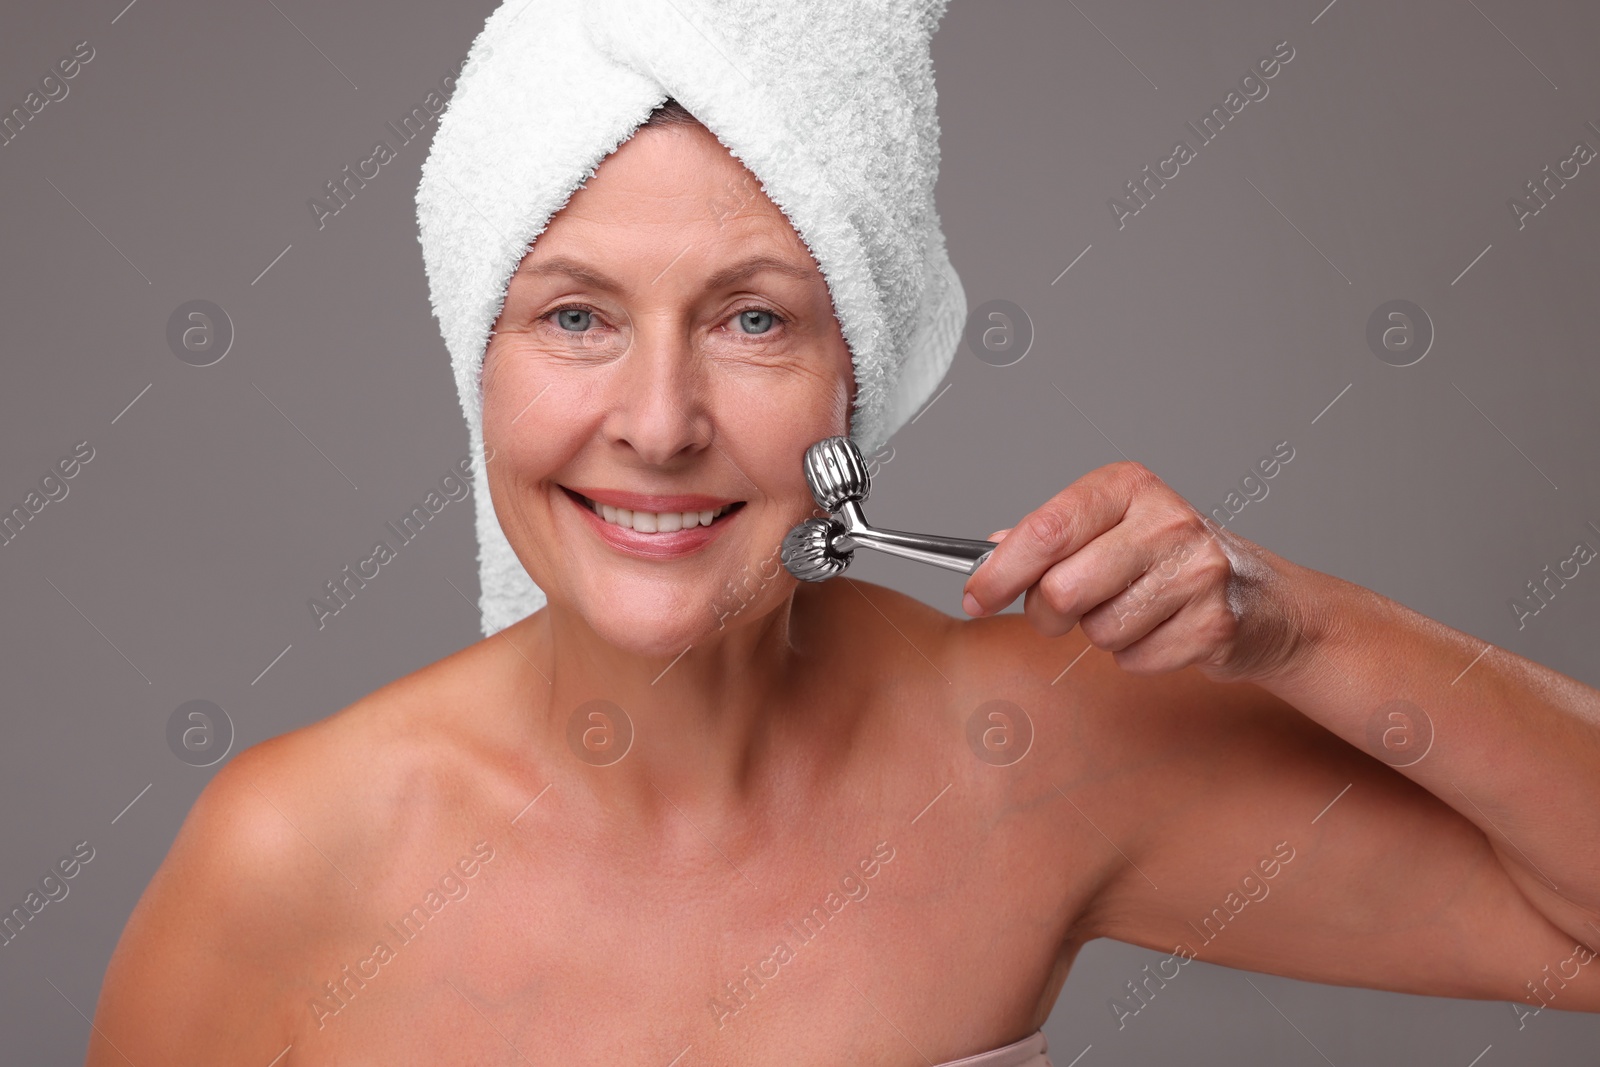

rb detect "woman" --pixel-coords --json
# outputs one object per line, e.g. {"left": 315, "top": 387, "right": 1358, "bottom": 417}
{"left": 89, "top": 24, "right": 1600, "bottom": 1067}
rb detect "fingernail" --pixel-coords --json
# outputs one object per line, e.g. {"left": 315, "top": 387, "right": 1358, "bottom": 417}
{"left": 963, "top": 592, "right": 983, "bottom": 616}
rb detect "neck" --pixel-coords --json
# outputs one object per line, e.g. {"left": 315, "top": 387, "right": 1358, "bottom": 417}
{"left": 522, "top": 589, "right": 820, "bottom": 816}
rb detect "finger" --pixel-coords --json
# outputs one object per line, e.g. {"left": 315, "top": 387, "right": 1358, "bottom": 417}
{"left": 964, "top": 462, "right": 1150, "bottom": 616}
{"left": 1085, "top": 523, "right": 1238, "bottom": 659}
{"left": 1076, "top": 566, "right": 1192, "bottom": 652}
{"left": 1019, "top": 523, "right": 1168, "bottom": 638}
{"left": 964, "top": 530, "right": 1013, "bottom": 617}
{"left": 1078, "top": 526, "right": 1229, "bottom": 652}
{"left": 1107, "top": 593, "right": 1239, "bottom": 675}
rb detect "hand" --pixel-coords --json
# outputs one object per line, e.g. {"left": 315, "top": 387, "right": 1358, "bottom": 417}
{"left": 961, "top": 461, "right": 1315, "bottom": 682}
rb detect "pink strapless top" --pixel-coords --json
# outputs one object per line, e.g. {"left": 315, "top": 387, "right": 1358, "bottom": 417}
{"left": 933, "top": 1030, "right": 1051, "bottom": 1067}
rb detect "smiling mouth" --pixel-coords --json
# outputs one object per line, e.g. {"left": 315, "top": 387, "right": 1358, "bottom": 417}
{"left": 561, "top": 486, "right": 746, "bottom": 534}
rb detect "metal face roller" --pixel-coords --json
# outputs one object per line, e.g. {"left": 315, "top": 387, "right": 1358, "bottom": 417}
{"left": 781, "top": 436, "right": 1000, "bottom": 582}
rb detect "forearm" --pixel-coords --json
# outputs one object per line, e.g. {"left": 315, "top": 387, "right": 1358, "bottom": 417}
{"left": 1256, "top": 552, "right": 1600, "bottom": 930}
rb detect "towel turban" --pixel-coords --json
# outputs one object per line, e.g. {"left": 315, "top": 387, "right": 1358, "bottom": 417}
{"left": 415, "top": 0, "right": 966, "bottom": 636}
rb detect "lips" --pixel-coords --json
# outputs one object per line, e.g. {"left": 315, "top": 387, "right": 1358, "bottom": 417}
{"left": 567, "top": 487, "right": 742, "bottom": 527}
{"left": 559, "top": 485, "right": 745, "bottom": 559}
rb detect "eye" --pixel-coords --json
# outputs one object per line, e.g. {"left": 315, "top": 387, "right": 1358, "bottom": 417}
{"left": 550, "top": 305, "right": 595, "bottom": 332}
{"left": 735, "top": 308, "right": 779, "bottom": 335}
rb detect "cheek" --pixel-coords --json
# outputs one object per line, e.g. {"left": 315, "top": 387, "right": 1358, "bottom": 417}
{"left": 479, "top": 352, "right": 579, "bottom": 546}
{"left": 732, "top": 333, "right": 854, "bottom": 433}
{"left": 725, "top": 371, "right": 848, "bottom": 431}
{"left": 480, "top": 339, "right": 540, "bottom": 432}
{"left": 717, "top": 365, "right": 851, "bottom": 495}
{"left": 480, "top": 342, "right": 596, "bottom": 461}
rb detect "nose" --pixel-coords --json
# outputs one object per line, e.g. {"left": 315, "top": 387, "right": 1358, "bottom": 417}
{"left": 604, "top": 317, "right": 714, "bottom": 466}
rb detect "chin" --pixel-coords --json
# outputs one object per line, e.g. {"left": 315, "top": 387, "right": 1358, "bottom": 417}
{"left": 574, "top": 577, "right": 738, "bottom": 658}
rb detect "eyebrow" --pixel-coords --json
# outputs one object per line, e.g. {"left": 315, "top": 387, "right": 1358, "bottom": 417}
{"left": 512, "top": 253, "right": 817, "bottom": 293}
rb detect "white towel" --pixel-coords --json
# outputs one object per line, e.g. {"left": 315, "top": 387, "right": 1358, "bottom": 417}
{"left": 415, "top": 0, "right": 966, "bottom": 636}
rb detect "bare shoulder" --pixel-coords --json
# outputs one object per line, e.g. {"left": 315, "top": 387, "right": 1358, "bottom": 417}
{"left": 178, "top": 633, "right": 509, "bottom": 890}
{"left": 935, "top": 609, "right": 1287, "bottom": 857}
{"left": 942, "top": 608, "right": 1255, "bottom": 767}
{"left": 814, "top": 577, "right": 1135, "bottom": 725}
{"left": 818, "top": 582, "right": 1112, "bottom": 780}
{"left": 809, "top": 575, "right": 962, "bottom": 648}
{"left": 88, "top": 636, "right": 512, "bottom": 1063}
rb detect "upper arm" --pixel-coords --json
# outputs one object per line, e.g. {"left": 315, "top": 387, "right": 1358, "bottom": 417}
{"left": 1060, "top": 650, "right": 1600, "bottom": 1015}
{"left": 87, "top": 737, "right": 345, "bottom": 1065}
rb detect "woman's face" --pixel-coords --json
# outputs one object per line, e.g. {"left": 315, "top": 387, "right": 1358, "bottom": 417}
{"left": 482, "top": 121, "right": 854, "bottom": 656}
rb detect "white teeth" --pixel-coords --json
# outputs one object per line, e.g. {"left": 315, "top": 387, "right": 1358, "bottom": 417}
{"left": 585, "top": 495, "right": 735, "bottom": 533}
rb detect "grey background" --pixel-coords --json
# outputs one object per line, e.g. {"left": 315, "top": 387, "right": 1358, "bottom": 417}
{"left": 2, "top": 0, "right": 1597, "bottom": 1062}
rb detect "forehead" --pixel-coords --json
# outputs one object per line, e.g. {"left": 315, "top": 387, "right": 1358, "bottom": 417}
{"left": 532, "top": 124, "right": 812, "bottom": 258}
